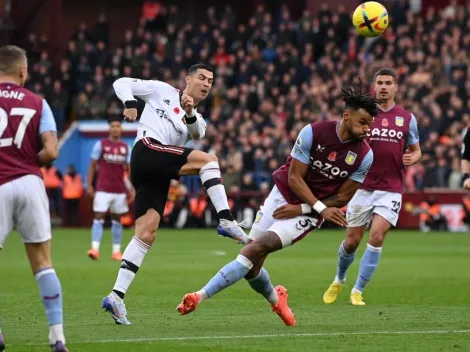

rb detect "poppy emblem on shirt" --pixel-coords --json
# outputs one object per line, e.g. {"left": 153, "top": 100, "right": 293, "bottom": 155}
{"left": 174, "top": 107, "right": 181, "bottom": 114}
{"left": 382, "top": 119, "right": 389, "bottom": 127}
{"left": 328, "top": 151, "right": 337, "bottom": 162}
{"left": 395, "top": 116, "right": 404, "bottom": 127}
{"left": 345, "top": 151, "right": 357, "bottom": 165}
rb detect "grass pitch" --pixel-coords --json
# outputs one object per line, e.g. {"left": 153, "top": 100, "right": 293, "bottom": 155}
{"left": 0, "top": 228, "right": 469, "bottom": 351}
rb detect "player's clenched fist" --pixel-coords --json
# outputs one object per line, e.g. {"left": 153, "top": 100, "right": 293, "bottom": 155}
{"left": 123, "top": 108, "right": 138, "bottom": 122}
{"left": 181, "top": 94, "right": 194, "bottom": 115}
{"left": 320, "top": 207, "right": 348, "bottom": 227}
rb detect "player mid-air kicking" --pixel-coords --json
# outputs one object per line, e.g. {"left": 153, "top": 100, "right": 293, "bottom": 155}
{"left": 101, "top": 64, "right": 249, "bottom": 325}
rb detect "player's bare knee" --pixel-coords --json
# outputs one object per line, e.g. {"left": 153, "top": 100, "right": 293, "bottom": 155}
{"left": 241, "top": 232, "right": 281, "bottom": 258}
{"left": 344, "top": 227, "right": 364, "bottom": 252}
{"left": 369, "top": 231, "right": 386, "bottom": 247}
{"left": 135, "top": 209, "right": 160, "bottom": 244}
{"left": 94, "top": 212, "right": 106, "bottom": 220}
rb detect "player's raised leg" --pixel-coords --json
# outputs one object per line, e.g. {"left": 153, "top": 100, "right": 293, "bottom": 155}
{"left": 179, "top": 150, "right": 248, "bottom": 244}
{"left": 351, "top": 214, "right": 390, "bottom": 305}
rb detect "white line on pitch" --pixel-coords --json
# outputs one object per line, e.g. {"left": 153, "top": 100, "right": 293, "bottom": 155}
{"left": 18, "top": 329, "right": 470, "bottom": 346}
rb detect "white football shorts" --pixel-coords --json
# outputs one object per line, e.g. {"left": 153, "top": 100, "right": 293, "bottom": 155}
{"left": 0, "top": 174, "right": 52, "bottom": 248}
{"left": 249, "top": 185, "right": 319, "bottom": 248}
{"left": 93, "top": 191, "right": 129, "bottom": 214}
{"left": 346, "top": 189, "right": 402, "bottom": 227}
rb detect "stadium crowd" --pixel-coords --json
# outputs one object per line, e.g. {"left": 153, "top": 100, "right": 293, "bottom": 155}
{"left": 21, "top": 1, "right": 470, "bottom": 225}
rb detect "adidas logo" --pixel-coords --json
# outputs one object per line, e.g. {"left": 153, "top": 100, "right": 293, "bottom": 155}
{"left": 163, "top": 99, "right": 170, "bottom": 105}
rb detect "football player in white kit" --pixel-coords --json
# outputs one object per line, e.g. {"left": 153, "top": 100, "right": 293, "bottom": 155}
{"left": 101, "top": 64, "right": 248, "bottom": 325}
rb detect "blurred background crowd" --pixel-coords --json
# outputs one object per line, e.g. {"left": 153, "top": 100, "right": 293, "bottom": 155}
{"left": 9, "top": 0, "right": 470, "bottom": 228}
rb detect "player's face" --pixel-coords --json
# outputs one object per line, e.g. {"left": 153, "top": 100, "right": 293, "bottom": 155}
{"left": 345, "top": 109, "right": 373, "bottom": 141}
{"left": 374, "top": 75, "right": 398, "bottom": 102}
{"left": 109, "top": 121, "right": 122, "bottom": 139}
{"left": 187, "top": 69, "right": 214, "bottom": 101}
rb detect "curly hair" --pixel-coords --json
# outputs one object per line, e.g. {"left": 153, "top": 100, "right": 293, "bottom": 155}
{"left": 341, "top": 81, "right": 380, "bottom": 117}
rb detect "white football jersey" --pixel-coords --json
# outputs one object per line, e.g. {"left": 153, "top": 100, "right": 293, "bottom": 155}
{"left": 113, "top": 78, "right": 206, "bottom": 146}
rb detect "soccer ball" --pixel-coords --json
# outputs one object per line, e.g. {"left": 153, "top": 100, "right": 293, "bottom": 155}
{"left": 352, "top": 1, "right": 389, "bottom": 38}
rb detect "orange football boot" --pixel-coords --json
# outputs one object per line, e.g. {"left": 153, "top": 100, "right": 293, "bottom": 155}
{"left": 176, "top": 293, "right": 200, "bottom": 315}
{"left": 271, "top": 285, "right": 296, "bottom": 326}
{"left": 111, "top": 252, "right": 123, "bottom": 261}
{"left": 87, "top": 249, "right": 99, "bottom": 260}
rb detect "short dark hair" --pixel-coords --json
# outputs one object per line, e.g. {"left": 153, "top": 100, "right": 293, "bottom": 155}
{"left": 374, "top": 68, "right": 398, "bottom": 82}
{"left": 187, "top": 63, "right": 214, "bottom": 75}
{"left": 0, "top": 45, "right": 27, "bottom": 75}
{"left": 108, "top": 116, "right": 122, "bottom": 124}
{"left": 341, "top": 82, "right": 380, "bottom": 118}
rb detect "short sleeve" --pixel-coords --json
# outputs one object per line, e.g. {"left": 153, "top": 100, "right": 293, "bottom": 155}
{"left": 349, "top": 149, "right": 374, "bottom": 183}
{"left": 290, "top": 125, "right": 314, "bottom": 165}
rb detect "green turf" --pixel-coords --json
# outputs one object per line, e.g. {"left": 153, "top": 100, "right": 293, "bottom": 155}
{"left": 1, "top": 228, "right": 469, "bottom": 351}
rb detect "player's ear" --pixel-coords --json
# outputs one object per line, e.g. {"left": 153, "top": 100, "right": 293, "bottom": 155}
{"left": 185, "top": 75, "right": 191, "bottom": 86}
{"left": 342, "top": 109, "right": 349, "bottom": 121}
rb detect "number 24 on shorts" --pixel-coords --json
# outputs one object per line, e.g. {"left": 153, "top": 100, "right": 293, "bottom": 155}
{"left": 391, "top": 201, "right": 401, "bottom": 214}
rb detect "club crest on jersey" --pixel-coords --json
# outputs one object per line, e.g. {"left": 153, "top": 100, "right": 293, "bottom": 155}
{"left": 345, "top": 151, "right": 357, "bottom": 165}
{"left": 120, "top": 146, "right": 126, "bottom": 154}
{"left": 327, "top": 151, "right": 337, "bottom": 162}
{"left": 382, "top": 119, "right": 388, "bottom": 127}
{"left": 395, "top": 116, "right": 404, "bottom": 127}
{"left": 104, "top": 146, "right": 110, "bottom": 152}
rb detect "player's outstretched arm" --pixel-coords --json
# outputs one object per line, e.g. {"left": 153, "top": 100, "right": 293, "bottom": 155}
{"left": 37, "top": 100, "right": 58, "bottom": 166}
{"left": 113, "top": 77, "right": 163, "bottom": 103}
{"left": 113, "top": 77, "right": 166, "bottom": 122}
